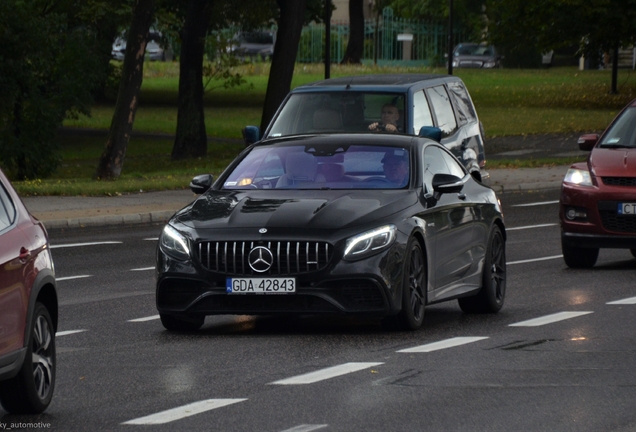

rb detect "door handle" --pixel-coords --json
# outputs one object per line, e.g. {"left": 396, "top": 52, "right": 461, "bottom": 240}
{"left": 19, "top": 247, "right": 31, "bottom": 261}
{"left": 457, "top": 193, "right": 467, "bottom": 200}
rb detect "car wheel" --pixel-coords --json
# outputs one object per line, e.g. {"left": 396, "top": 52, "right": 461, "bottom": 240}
{"left": 562, "top": 240, "right": 599, "bottom": 268}
{"left": 458, "top": 225, "right": 506, "bottom": 313}
{"left": 0, "top": 302, "right": 55, "bottom": 414}
{"left": 160, "top": 313, "right": 205, "bottom": 331}
{"left": 392, "top": 239, "right": 426, "bottom": 330}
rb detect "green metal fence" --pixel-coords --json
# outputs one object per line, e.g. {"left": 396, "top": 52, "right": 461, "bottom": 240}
{"left": 297, "top": 7, "right": 468, "bottom": 66}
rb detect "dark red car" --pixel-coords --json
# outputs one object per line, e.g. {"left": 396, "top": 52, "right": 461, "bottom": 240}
{"left": 560, "top": 98, "right": 636, "bottom": 268}
{"left": 0, "top": 168, "right": 57, "bottom": 413}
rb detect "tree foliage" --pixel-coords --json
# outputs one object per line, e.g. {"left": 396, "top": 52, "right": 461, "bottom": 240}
{"left": 0, "top": 0, "right": 113, "bottom": 179}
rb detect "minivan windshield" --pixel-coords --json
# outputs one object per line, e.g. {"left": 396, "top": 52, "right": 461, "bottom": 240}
{"left": 600, "top": 107, "right": 636, "bottom": 148}
{"left": 223, "top": 144, "right": 410, "bottom": 190}
{"left": 266, "top": 92, "right": 406, "bottom": 138}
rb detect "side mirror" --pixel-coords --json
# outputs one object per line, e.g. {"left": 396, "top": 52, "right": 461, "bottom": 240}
{"left": 190, "top": 174, "right": 214, "bottom": 194}
{"left": 577, "top": 133, "right": 599, "bottom": 151}
{"left": 242, "top": 126, "right": 260, "bottom": 146}
{"left": 419, "top": 126, "right": 442, "bottom": 143}
{"left": 432, "top": 173, "right": 464, "bottom": 199}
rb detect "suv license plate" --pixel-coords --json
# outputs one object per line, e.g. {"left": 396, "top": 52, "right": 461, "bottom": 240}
{"left": 226, "top": 277, "right": 296, "bottom": 294}
{"left": 618, "top": 203, "right": 636, "bottom": 215}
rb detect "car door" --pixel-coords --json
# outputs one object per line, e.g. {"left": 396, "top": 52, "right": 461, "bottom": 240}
{"left": 0, "top": 181, "right": 28, "bottom": 357}
{"left": 421, "top": 145, "right": 476, "bottom": 300}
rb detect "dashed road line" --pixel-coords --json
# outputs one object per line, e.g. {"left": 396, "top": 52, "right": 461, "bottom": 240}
{"left": 397, "top": 336, "right": 489, "bottom": 353}
{"left": 270, "top": 362, "right": 384, "bottom": 385}
{"left": 51, "top": 241, "right": 123, "bottom": 249}
{"left": 128, "top": 315, "right": 160, "bottom": 322}
{"left": 130, "top": 267, "right": 154, "bottom": 272}
{"left": 511, "top": 200, "right": 559, "bottom": 207}
{"left": 281, "top": 425, "right": 328, "bottom": 432}
{"left": 607, "top": 296, "right": 636, "bottom": 305}
{"left": 122, "top": 399, "right": 247, "bottom": 425}
{"left": 56, "top": 329, "right": 87, "bottom": 337}
{"left": 507, "top": 255, "right": 562, "bottom": 265}
{"left": 509, "top": 311, "right": 593, "bottom": 327}
{"left": 56, "top": 275, "right": 92, "bottom": 282}
{"left": 507, "top": 223, "right": 558, "bottom": 231}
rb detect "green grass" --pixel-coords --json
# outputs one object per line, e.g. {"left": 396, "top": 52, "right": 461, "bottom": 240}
{"left": 12, "top": 62, "right": 636, "bottom": 196}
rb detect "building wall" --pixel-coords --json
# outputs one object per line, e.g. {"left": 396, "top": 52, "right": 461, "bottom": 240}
{"left": 331, "top": 0, "right": 377, "bottom": 22}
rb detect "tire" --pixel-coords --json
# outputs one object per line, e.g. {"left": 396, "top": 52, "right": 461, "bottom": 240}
{"left": 160, "top": 313, "right": 205, "bottom": 331}
{"left": 0, "top": 302, "right": 55, "bottom": 414}
{"left": 391, "top": 239, "right": 426, "bottom": 330}
{"left": 458, "top": 225, "right": 506, "bottom": 314}
{"left": 562, "top": 239, "right": 598, "bottom": 268}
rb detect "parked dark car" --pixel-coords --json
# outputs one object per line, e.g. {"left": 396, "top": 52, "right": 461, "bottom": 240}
{"left": 229, "top": 31, "right": 275, "bottom": 61}
{"left": 451, "top": 43, "right": 502, "bottom": 69}
{"left": 156, "top": 134, "right": 506, "bottom": 332}
{"left": 111, "top": 31, "right": 172, "bottom": 62}
{"left": 243, "top": 74, "right": 488, "bottom": 181}
{"left": 0, "top": 168, "right": 57, "bottom": 414}
{"left": 560, "top": 98, "right": 636, "bottom": 268}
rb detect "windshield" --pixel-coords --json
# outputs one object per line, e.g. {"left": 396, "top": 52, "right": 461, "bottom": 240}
{"left": 266, "top": 92, "right": 406, "bottom": 138}
{"left": 600, "top": 107, "right": 636, "bottom": 148}
{"left": 223, "top": 144, "right": 410, "bottom": 190}
{"left": 454, "top": 44, "right": 495, "bottom": 56}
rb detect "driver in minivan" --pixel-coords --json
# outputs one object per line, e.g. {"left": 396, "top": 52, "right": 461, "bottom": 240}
{"left": 369, "top": 103, "right": 401, "bottom": 133}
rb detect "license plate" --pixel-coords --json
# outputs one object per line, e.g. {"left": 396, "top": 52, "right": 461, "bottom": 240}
{"left": 618, "top": 203, "right": 636, "bottom": 215}
{"left": 226, "top": 277, "right": 296, "bottom": 294}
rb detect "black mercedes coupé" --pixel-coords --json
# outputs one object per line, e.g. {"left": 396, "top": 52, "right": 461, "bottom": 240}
{"left": 156, "top": 134, "right": 506, "bottom": 331}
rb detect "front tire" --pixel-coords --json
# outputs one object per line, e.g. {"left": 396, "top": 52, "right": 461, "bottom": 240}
{"left": 393, "top": 239, "right": 426, "bottom": 330}
{"left": 160, "top": 314, "right": 205, "bottom": 331}
{"left": 0, "top": 302, "right": 56, "bottom": 414}
{"left": 562, "top": 239, "right": 598, "bottom": 268}
{"left": 459, "top": 225, "right": 506, "bottom": 313}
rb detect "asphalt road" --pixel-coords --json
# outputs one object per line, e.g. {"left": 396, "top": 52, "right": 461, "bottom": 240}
{"left": 3, "top": 189, "right": 636, "bottom": 431}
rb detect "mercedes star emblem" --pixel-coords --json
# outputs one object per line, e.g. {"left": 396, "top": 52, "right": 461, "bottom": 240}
{"left": 248, "top": 246, "right": 274, "bottom": 273}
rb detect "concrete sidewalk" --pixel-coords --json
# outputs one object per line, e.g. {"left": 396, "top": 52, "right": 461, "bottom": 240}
{"left": 21, "top": 133, "right": 586, "bottom": 230}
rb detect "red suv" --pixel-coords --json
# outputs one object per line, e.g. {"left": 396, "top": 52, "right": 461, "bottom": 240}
{"left": 0, "top": 168, "right": 57, "bottom": 413}
{"left": 560, "top": 98, "right": 636, "bottom": 268}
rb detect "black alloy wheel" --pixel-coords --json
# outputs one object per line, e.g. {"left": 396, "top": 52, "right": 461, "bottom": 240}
{"left": 459, "top": 225, "right": 506, "bottom": 313}
{"left": 0, "top": 302, "right": 56, "bottom": 414}
{"left": 562, "top": 240, "right": 599, "bottom": 269}
{"left": 395, "top": 239, "right": 426, "bottom": 330}
{"left": 160, "top": 313, "right": 205, "bottom": 331}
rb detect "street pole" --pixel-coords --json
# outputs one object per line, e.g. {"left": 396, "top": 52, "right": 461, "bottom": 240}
{"left": 447, "top": 0, "right": 453, "bottom": 75}
{"left": 325, "top": 0, "right": 331, "bottom": 79}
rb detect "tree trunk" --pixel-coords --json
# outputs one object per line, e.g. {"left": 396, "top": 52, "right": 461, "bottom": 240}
{"left": 95, "top": 0, "right": 155, "bottom": 180}
{"left": 341, "top": 0, "right": 364, "bottom": 64}
{"left": 171, "top": 0, "right": 213, "bottom": 160}
{"left": 260, "top": 0, "right": 308, "bottom": 132}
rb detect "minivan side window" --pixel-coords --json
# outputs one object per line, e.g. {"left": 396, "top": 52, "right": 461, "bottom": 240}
{"left": 0, "top": 183, "right": 16, "bottom": 232}
{"left": 412, "top": 90, "right": 434, "bottom": 135}
{"left": 425, "top": 85, "right": 458, "bottom": 137}
{"left": 447, "top": 81, "right": 476, "bottom": 126}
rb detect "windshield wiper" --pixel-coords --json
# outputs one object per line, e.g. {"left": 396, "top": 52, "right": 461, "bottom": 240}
{"left": 600, "top": 144, "right": 635, "bottom": 149}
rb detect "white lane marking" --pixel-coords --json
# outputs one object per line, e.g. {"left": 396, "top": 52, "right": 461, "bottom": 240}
{"left": 281, "top": 425, "right": 328, "bottom": 432}
{"left": 122, "top": 399, "right": 247, "bottom": 425}
{"left": 144, "top": 237, "right": 159, "bottom": 241}
{"left": 607, "top": 296, "right": 636, "bottom": 305}
{"left": 509, "top": 311, "right": 593, "bottom": 327}
{"left": 50, "top": 241, "right": 123, "bottom": 249}
{"left": 128, "top": 315, "right": 160, "bottom": 322}
{"left": 270, "top": 362, "right": 384, "bottom": 385}
{"left": 397, "top": 336, "right": 489, "bottom": 353}
{"left": 56, "top": 275, "right": 92, "bottom": 281}
{"left": 56, "top": 329, "right": 87, "bottom": 337}
{"left": 507, "top": 223, "right": 558, "bottom": 231}
{"left": 507, "top": 255, "right": 562, "bottom": 265}
{"left": 130, "top": 267, "right": 154, "bottom": 272}
{"left": 511, "top": 200, "right": 559, "bottom": 207}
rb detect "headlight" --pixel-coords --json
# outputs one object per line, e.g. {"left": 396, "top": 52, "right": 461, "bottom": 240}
{"left": 452, "top": 60, "right": 458, "bottom": 67}
{"left": 564, "top": 168, "right": 593, "bottom": 187}
{"left": 344, "top": 225, "right": 397, "bottom": 261}
{"left": 484, "top": 61, "right": 496, "bottom": 68}
{"left": 160, "top": 225, "right": 191, "bottom": 260}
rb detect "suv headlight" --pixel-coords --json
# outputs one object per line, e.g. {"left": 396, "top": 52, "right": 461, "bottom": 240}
{"left": 564, "top": 168, "right": 593, "bottom": 187}
{"left": 160, "top": 225, "right": 191, "bottom": 260}
{"left": 344, "top": 225, "right": 397, "bottom": 261}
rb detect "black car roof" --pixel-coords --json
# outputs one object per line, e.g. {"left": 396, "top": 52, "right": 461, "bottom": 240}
{"left": 291, "top": 74, "right": 458, "bottom": 93}
{"left": 255, "top": 133, "right": 423, "bottom": 148}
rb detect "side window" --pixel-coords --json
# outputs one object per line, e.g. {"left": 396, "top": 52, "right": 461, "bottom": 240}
{"left": 412, "top": 90, "right": 434, "bottom": 135}
{"left": 0, "top": 183, "right": 16, "bottom": 232}
{"left": 447, "top": 81, "right": 477, "bottom": 126}
{"left": 422, "top": 146, "right": 448, "bottom": 193}
{"left": 425, "top": 85, "right": 458, "bottom": 137}
{"left": 439, "top": 148, "right": 467, "bottom": 179}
